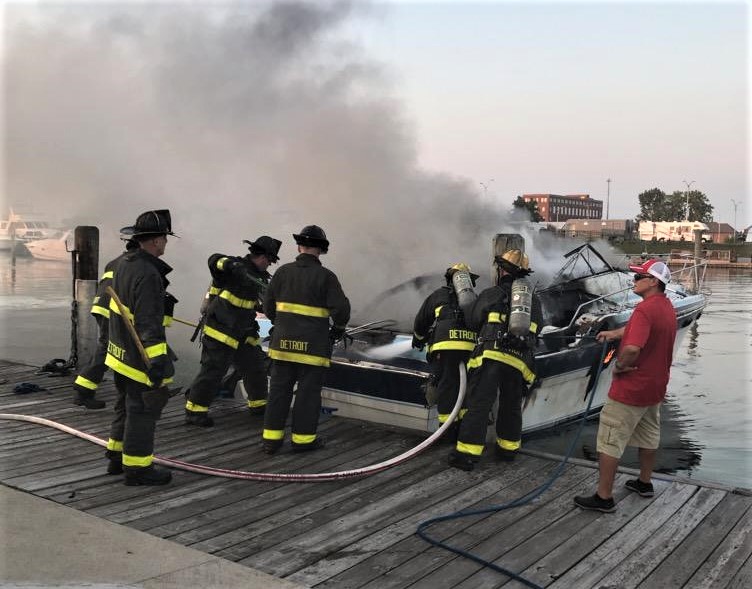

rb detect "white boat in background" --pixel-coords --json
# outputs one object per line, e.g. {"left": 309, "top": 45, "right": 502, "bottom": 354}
{"left": 0, "top": 209, "right": 59, "bottom": 251}
{"left": 24, "top": 230, "right": 73, "bottom": 262}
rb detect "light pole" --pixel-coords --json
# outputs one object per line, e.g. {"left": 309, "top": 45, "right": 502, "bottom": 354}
{"left": 479, "top": 179, "right": 494, "bottom": 198}
{"left": 606, "top": 178, "right": 611, "bottom": 220}
{"left": 683, "top": 180, "right": 695, "bottom": 220}
{"left": 731, "top": 198, "right": 739, "bottom": 242}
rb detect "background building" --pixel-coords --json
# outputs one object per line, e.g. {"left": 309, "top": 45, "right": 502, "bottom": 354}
{"left": 523, "top": 193, "right": 603, "bottom": 222}
{"left": 705, "top": 222, "right": 735, "bottom": 243}
{"left": 563, "top": 219, "right": 635, "bottom": 240}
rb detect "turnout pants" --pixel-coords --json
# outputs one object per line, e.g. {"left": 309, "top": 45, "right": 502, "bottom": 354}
{"left": 236, "top": 343, "right": 269, "bottom": 410}
{"left": 108, "top": 372, "right": 168, "bottom": 468}
{"left": 73, "top": 316, "right": 109, "bottom": 394}
{"left": 263, "top": 360, "right": 325, "bottom": 446}
{"left": 187, "top": 337, "right": 268, "bottom": 412}
{"left": 456, "top": 361, "right": 527, "bottom": 455}
{"left": 432, "top": 350, "right": 471, "bottom": 424}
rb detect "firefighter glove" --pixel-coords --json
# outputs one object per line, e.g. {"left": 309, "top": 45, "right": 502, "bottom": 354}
{"left": 411, "top": 335, "right": 425, "bottom": 351}
{"left": 329, "top": 325, "right": 347, "bottom": 343}
{"left": 146, "top": 358, "right": 167, "bottom": 386}
{"left": 226, "top": 258, "right": 246, "bottom": 276}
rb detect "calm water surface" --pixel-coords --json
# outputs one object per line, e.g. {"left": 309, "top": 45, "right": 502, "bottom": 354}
{"left": 1, "top": 255, "right": 750, "bottom": 488}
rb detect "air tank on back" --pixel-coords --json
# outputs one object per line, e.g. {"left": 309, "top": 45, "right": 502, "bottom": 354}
{"left": 452, "top": 269, "right": 477, "bottom": 318}
{"left": 508, "top": 277, "right": 532, "bottom": 336}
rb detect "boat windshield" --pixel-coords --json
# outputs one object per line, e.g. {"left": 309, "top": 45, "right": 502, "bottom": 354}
{"left": 548, "top": 243, "right": 615, "bottom": 285}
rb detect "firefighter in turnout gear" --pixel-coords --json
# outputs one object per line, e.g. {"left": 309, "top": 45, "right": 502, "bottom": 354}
{"left": 72, "top": 237, "right": 139, "bottom": 409}
{"left": 262, "top": 225, "right": 350, "bottom": 454}
{"left": 104, "top": 209, "right": 177, "bottom": 486}
{"left": 185, "top": 235, "right": 283, "bottom": 426}
{"left": 412, "top": 263, "right": 478, "bottom": 441}
{"left": 448, "top": 249, "right": 543, "bottom": 471}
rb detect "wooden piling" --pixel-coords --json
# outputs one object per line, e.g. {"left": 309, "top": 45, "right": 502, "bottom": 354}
{"left": 74, "top": 226, "right": 99, "bottom": 369}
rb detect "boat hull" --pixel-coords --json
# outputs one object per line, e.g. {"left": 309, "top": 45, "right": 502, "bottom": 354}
{"left": 310, "top": 298, "right": 705, "bottom": 438}
{"left": 251, "top": 244, "right": 708, "bottom": 439}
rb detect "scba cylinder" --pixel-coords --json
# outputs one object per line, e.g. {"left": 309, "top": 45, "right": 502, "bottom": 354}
{"left": 452, "top": 270, "right": 477, "bottom": 316}
{"left": 508, "top": 277, "right": 532, "bottom": 336}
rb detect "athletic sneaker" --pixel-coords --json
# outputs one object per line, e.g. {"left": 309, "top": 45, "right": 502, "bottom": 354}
{"left": 573, "top": 493, "right": 616, "bottom": 513}
{"left": 625, "top": 478, "right": 655, "bottom": 497}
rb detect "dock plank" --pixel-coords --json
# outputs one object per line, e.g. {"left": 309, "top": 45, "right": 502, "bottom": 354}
{"left": 682, "top": 504, "right": 752, "bottom": 589}
{"left": 637, "top": 492, "right": 752, "bottom": 588}
{"left": 1, "top": 360, "right": 750, "bottom": 589}
{"left": 594, "top": 487, "right": 727, "bottom": 589}
{"left": 294, "top": 457, "right": 564, "bottom": 589}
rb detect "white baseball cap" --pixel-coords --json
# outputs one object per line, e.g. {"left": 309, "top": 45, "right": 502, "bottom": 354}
{"left": 628, "top": 259, "right": 671, "bottom": 284}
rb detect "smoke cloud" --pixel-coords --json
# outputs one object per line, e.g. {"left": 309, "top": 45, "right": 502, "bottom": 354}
{"left": 4, "top": 1, "right": 597, "bottom": 331}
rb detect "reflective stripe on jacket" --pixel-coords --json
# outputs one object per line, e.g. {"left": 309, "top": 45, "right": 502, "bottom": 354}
{"left": 202, "top": 253, "right": 269, "bottom": 349}
{"left": 265, "top": 253, "right": 350, "bottom": 367}
{"left": 104, "top": 249, "right": 174, "bottom": 387}
{"left": 466, "top": 276, "right": 542, "bottom": 384}
{"left": 412, "top": 286, "right": 476, "bottom": 355}
{"left": 90, "top": 260, "right": 119, "bottom": 319}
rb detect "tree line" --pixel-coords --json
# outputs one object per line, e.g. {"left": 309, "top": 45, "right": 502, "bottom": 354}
{"left": 635, "top": 188, "right": 713, "bottom": 223}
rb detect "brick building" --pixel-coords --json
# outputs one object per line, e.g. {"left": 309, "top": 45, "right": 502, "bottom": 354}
{"left": 523, "top": 193, "right": 603, "bottom": 222}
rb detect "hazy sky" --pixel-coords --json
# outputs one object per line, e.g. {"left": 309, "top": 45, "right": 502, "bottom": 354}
{"left": 2, "top": 0, "right": 749, "bottom": 325}
{"left": 351, "top": 0, "right": 749, "bottom": 225}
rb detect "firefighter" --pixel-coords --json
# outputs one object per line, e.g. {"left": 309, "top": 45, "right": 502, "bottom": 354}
{"left": 185, "top": 235, "right": 283, "bottom": 427}
{"left": 72, "top": 237, "right": 139, "bottom": 410}
{"left": 412, "top": 263, "right": 478, "bottom": 440}
{"left": 448, "top": 249, "right": 542, "bottom": 471}
{"left": 261, "top": 225, "right": 350, "bottom": 454}
{"left": 104, "top": 209, "right": 177, "bottom": 485}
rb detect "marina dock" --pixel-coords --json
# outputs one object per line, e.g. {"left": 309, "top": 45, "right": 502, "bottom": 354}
{"left": 1, "top": 359, "right": 750, "bottom": 589}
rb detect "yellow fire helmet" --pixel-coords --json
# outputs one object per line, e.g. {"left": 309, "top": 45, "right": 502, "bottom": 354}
{"left": 497, "top": 249, "right": 532, "bottom": 274}
{"left": 445, "top": 262, "right": 480, "bottom": 281}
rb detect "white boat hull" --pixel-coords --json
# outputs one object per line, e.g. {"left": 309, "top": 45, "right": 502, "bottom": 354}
{"left": 23, "top": 231, "right": 72, "bottom": 262}
{"left": 248, "top": 243, "right": 708, "bottom": 439}
{"left": 314, "top": 313, "right": 696, "bottom": 439}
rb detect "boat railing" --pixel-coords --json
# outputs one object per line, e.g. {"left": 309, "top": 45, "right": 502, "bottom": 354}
{"left": 668, "top": 256, "right": 708, "bottom": 295}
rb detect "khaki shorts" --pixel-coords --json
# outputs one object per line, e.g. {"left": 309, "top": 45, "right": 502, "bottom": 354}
{"left": 596, "top": 398, "right": 661, "bottom": 459}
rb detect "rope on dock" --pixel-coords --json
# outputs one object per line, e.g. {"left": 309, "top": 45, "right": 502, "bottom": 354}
{"left": 0, "top": 365, "right": 466, "bottom": 483}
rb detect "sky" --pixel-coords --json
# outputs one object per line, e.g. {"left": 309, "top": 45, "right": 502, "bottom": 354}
{"left": 1, "top": 0, "right": 749, "bottom": 326}
{"left": 349, "top": 0, "right": 749, "bottom": 225}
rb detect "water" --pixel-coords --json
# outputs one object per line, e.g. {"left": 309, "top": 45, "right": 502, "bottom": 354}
{"left": 1, "top": 255, "right": 750, "bottom": 488}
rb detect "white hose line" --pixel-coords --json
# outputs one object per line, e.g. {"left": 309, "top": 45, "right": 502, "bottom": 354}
{"left": 0, "top": 365, "right": 466, "bottom": 483}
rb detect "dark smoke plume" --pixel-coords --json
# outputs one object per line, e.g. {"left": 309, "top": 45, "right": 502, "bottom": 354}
{"left": 4, "top": 1, "right": 579, "bottom": 332}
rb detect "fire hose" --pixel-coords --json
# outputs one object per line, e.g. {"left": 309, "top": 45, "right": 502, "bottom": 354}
{"left": 0, "top": 364, "right": 466, "bottom": 483}
{"left": 416, "top": 338, "right": 609, "bottom": 589}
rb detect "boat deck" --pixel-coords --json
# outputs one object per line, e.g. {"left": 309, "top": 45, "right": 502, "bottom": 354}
{"left": 1, "top": 359, "right": 750, "bottom": 589}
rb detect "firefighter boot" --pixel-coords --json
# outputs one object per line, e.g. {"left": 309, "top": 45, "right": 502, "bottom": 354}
{"left": 124, "top": 465, "right": 172, "bottom": 486}
{"left": 262, "top": 439, "right": 283, "bottom": 455}
{"left": 74, "top": 391, "right": 106, "bottom": 410}
{"left": 185, "top": 410, "right": 214, "bottom": 427}
{"left": 291, "top": 437, "right": 326, "bottom": 453}
{"left": 105, "top": 450, "right": 123, "bottom": 475}
{"left": 495, "top": 446, "right": 517, "bottom": 462}
{"left": 447, "top": 449, "right": 475, "bottom": 471}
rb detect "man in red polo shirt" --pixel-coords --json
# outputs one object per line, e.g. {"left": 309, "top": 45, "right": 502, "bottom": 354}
{"left": 574, "top": 258, "right": 677, "bottom": 512}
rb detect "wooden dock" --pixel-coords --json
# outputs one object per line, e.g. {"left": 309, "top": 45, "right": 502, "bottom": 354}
{"left": 1, "top": 359, "right": 750, "bottom": 589}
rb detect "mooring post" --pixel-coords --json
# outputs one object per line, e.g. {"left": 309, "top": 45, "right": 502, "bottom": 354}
{"left": 693, "top": 229, "right": 704, "bottom": 291}
{"left": 74, "top": 226, "right": 100, "bottom": 369}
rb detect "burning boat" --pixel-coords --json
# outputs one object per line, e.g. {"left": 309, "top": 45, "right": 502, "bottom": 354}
{"left": 256, "top": 236, "right": 708, "bottom": 437}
